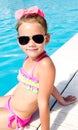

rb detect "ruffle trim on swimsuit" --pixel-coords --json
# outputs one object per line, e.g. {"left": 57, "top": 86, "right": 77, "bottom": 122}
{"left": 17, "top": 68, "right": 39, "bottom": 94}
{"left": 17, "top": 51, "right": 47, "bottom": 94}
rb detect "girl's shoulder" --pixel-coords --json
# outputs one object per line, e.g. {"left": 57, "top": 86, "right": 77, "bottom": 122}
{"left": 38, "top": 56, "right": 55, "bottom": 72}
{"left": 39, "top": 56, "right": 54, "bottom": 66}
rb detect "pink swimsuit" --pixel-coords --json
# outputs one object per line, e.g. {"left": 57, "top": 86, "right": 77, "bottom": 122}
{"left": 5, "top": 97, "right": 31, "bottom": 129}
{"left": 5, "top": 51, "right": 47, "bottom": 130}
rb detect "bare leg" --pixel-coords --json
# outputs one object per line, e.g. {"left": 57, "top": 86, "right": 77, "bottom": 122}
{"left": 0, "top": 96, "right": 15, "bottom": 129}
{"left": 51, "top": 86, "right": 77, "bottom": 106}
{"left": 0, "top": 107, "right": 14, "bottom": 129}
{"left": 0, "top": 128, "right": 15, "bottom": 130}
{"left": 0, "top": 95, "right": 11, "bottom": 107}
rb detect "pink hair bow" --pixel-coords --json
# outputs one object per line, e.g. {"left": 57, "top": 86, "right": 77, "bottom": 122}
{"left": 15, "top": 6, "right": 44, "bottom": 20}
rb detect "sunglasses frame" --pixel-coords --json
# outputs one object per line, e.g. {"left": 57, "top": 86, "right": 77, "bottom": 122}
{"left": 18, "top": 34, "right": 46, "bottom": 45}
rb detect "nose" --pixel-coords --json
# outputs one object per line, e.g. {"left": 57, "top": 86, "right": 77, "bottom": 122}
{"left": 28, "top": 38, "right": 36, "bottom": 46}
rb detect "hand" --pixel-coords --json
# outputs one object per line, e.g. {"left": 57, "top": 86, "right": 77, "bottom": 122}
{"left": 59, "top": 95, "right": 77, "bottom": 106}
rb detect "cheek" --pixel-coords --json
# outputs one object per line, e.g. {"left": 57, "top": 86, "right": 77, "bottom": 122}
{"left": 39, "top": 43, "right": 45, "bottom": 49}
{"left": 18, "top": 44, "right": 26, "bottom": 51}
{"left": 22, "top": 46, "right": 27, "bottom": 51}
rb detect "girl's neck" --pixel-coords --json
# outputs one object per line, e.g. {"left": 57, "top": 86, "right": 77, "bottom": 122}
{"left": 27, "top": 51, "right": 46, "bottom": 61}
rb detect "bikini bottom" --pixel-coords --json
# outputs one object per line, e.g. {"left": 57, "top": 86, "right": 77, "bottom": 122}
{"left": 5, "top": 97, "right": 31, "bottom": 130}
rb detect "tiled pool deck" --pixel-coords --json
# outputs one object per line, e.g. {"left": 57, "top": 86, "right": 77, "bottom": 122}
{"left": 7, "top": 33, "right": 78, "bottom": 130}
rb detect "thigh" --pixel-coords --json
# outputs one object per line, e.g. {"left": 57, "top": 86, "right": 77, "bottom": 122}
{"left": 0, "top": 95, "right": 10, "bottom": 107}
{"left": 0, "top": 107, "right": 11, "bottom": 129}
{"left": 0, "top": 107, "right": 16, "bottom": 129}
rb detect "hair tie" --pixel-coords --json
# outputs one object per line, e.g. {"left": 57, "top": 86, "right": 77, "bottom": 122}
{"left": 15, "top": 6, "right": 44, "bottom": 20}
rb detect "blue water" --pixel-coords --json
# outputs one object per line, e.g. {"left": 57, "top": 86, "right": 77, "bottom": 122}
{"left": 0, "top": 0, "right": 78, "bottom": 95}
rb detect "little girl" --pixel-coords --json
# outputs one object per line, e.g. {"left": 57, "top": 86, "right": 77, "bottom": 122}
{"left": 0, "top": 6, "right": 76, "bottom": 130}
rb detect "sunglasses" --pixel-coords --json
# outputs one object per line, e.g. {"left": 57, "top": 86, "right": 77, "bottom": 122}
{"left": 18, "top": 34, "right": 45, "bottom": 45}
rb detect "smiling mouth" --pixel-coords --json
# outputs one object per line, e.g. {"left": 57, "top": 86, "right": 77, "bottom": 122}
{"left": 28, "top": 48, "right": 38, "bottom": 51}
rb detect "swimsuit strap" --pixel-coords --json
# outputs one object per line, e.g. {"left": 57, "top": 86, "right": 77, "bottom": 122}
{"left": 31, "top": 51, "right": 47, "bottom": 77}
{"left": 8, "top": 115, "right": 19, "bottom": 130}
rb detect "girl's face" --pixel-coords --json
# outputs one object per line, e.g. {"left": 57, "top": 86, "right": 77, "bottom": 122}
{"left": 18, "top": 22, "right": 50, "bottom": 59}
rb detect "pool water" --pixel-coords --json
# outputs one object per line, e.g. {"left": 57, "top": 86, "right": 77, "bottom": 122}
{"left": 0, "top": 0, "right": 78, "bottom": 95}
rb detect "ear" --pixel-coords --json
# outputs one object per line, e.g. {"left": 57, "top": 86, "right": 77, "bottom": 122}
{"left": 45, "top": 33, "right": 50, "bottom": 45}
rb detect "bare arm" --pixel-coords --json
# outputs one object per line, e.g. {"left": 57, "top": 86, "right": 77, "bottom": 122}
{"left": 51, "top": 86, "right": 77, "bottom": 106}
{"left": 38, "top": 96, "right": 50, "bottom": 130}
{"left": 38, "top": 57, "right": 55, "bottom": 130}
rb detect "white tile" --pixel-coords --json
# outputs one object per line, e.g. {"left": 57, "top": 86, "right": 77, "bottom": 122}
{"left": 19, "top": 125, "right": 36, "bottom": 130}
{"left": 50, "top": 123, "right": 77, "bottom": 130}
{"left": 50, "top": 110, "right": 78, "bottom": 128}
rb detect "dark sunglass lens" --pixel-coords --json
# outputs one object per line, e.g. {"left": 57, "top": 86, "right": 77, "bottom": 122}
{"left": 18, "top": 36, "right": 29, "bottom": 45}
{"left": 33, "top": 35, "right": 44, "bottom": 44}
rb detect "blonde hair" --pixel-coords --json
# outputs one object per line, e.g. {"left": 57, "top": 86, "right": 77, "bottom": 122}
{"left": 16, "top": 14, "right": 48, "bottom": 34}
